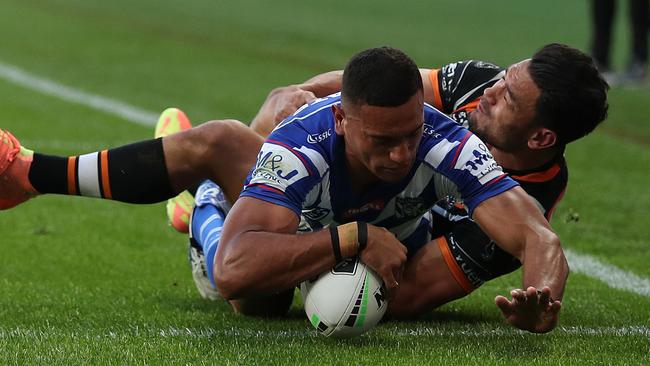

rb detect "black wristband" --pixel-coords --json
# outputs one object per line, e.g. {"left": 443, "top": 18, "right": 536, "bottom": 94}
{"left": 357, "top": 222, "right": 368, "bottom": 251}
{"left": 329, "top": 226, "right": 342, "bottom": 263}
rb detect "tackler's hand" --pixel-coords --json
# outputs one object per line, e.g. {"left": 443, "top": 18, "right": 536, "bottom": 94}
{"left": 495, "top": 286, "right": 562, "bottom": 333}
{"left": 271, "top": 86, "right": 317, "bottom": 124}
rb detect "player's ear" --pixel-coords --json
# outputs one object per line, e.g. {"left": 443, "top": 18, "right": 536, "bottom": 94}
{"left": 528, "top": 127, "right": 557, "bottom": 149}
{"left": 333, "top": 105, "right": 346, "bottom": 136}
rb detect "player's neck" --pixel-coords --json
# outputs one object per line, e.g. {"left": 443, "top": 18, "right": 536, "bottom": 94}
{"left": 345, "top": 156, "right": 379, "bottom": 193}
{"left": 490, "top": 146, "right": 559, "bottom": 171}
{"left": 349, "top": 168, "right": 379, "bottom": 193}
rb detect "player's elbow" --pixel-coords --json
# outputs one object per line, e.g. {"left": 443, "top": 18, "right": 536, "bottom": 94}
{"left": 215, "top": 268, "right": 252, "bottom": 300}
{"left": 214, "top": 249, "right": 255, "bottom": 300}
{"left": 214, "top": 272, "right": 237, "bottom": 300}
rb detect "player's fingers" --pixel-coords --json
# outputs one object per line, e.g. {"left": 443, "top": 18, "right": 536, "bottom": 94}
{"left": 391, "top": 255, "right": 406, "bottom": 288}
{"left": 495, "top": 295, "right": 510, "bottom": 305}
{"left": 388, "top": 239, "right": 407, "bottom": 275}
{"left": 400, "top": 242, "right": 408, "bottom": 255}
{"left": 526, "top": 286, "right": 539, "bottom": 300}
{"left": 495, "top": 295, "right": 513, "bottom": 315}
{"left": 549, "top": 300, "right": 562, "bottom": 314}
{"left": 511, "top": 289, "right": 526, "bottom": 303}
{"left": 302, "top": 90, "right": 317, "bottom": 103}
{"left": 382, "top": 272, "right": 400, "bottom": 299}
{"left": 290, "top": 91, "right": 315, "bottom": 110}
{"left": 278, "top": 106, "right": 295, "bottom": 121}
{"left": 538, "top": 290, "right": 551, "bottom": 305}
{"left": 393, "top": 264, "right": 404, "bottom": 285}
{"left": 274, "top": 110, "right": 288, "bottom": 123}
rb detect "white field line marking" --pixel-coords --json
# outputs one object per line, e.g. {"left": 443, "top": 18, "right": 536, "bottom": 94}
{"left": 0, "top": 60, "right": 159, "bottom": 126}
{"left": 565, "top": 249, "right": 650, "bottom": 298}
{"left": 22, "top": 139, "right": 134, "bottom": 152}
{"left": 0, "top": 326, "right": 648, "bottom": 339}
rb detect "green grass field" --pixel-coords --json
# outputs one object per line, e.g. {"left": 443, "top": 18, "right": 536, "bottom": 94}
{"left": 1, "top": 0, "right": 649, "bottom": 364}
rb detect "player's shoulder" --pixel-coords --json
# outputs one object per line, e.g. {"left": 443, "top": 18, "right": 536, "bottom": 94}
{"left": 422, "top": 104, "right": 470, "bottom": 143}
{"left": 439, "top": 60, "right": 504, "bottom": 86}
{"left": 419, "top": 106, "right": 498, "bottom": 181}
{"left": 419, "top": 105, "right": 467, "bottom": 164}
{"left": 261, "top": 94, "right": 341, "bottom": 180}
{"left": 267, "top": 92, "right": 338, "bottom": 147}
{"left": 435, "top": 60, "right": 504, "bottom": 114}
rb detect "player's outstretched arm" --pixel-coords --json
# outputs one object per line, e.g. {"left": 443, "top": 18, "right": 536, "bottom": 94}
{"left": 214, "top": 197, "right": 407, "bottom": 300}
{"left": 472, "top": 186, "right": 569, "bottom": 333}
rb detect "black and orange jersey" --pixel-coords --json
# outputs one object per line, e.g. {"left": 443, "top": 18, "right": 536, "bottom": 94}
{"left": 428, "top": 60, "right": 567, "bottom": 221}
{"left": 428, "top": 60, "right": 504, "bottom": 129}
{"left": 427, "top": 61, "right": 571, "bottom": 290}
{"left": 506, "top": 152, "right": 567, "bottom": 221}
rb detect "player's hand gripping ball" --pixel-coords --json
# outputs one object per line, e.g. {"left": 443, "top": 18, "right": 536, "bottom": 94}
{"left": 301, "top": 257, "right": 388, "bottom": 338}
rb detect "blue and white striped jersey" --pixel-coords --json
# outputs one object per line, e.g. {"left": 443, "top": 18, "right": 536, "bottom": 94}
{"left": 240, "top": 93, "right": 518, "bottom": 252}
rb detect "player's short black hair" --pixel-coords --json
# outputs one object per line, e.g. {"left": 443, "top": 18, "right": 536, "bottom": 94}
{"left": 341, "top": 46, "right": 422, "bottom": 108}
{"left": 528, "top": 43, "right": 609, "bottom": 145}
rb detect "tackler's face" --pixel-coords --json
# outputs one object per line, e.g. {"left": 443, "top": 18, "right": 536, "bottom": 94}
{"left": 469, "top": 59, "right": 542, "bottom": 152}
{"left": 335, "top": 92, "right": 424, "bottom": 184}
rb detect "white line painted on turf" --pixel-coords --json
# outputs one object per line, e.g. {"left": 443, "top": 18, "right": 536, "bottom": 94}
{"left": 395, "top": 326, "right": 650, "bottom": 337}
{"left": 0, "top": 326, "right": 648, "bottom": 339}
{"left": 0, "top": 60, "right": 159, "bottom": 126}
{"left": 162, "top": 325, "right": 650, "bottom": 337}
{"left": 565, "top": 249, "right": 650, "bottom": 298}
{"left": 22, "top": 139, "right": 133, "bottom": 151}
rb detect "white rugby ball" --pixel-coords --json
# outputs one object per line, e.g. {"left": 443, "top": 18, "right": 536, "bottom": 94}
{"left": 300, "top": 257, "right": 387, "bottom": 338}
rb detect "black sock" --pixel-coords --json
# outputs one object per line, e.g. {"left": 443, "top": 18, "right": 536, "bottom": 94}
{"left": 29, "top": 138, "right": 176, "bottom": 203}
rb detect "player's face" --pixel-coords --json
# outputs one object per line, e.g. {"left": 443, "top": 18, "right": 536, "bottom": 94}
{"left": 469, "top": 60, "right": 541, "bottom": 152}
{"left": 336, "top": 92, "right": 424, "bottom": 184}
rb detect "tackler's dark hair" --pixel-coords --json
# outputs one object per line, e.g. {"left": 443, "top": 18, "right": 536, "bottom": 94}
{"left": 528, "top": 43, "right": 609, "bottom": 145}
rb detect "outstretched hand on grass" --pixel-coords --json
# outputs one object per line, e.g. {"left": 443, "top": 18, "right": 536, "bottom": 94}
{"left": 495, "top": 286, "right": 561, "bottom": 333}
